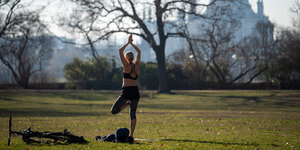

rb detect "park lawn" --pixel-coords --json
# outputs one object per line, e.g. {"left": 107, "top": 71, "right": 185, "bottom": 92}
{"left": 0, "top": 90, "right": 299, "bottom": 150}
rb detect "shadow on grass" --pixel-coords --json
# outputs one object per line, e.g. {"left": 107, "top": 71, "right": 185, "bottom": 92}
{"left": 0, "top": 108, "right": 109, "bottom": 117}
{"left": 221, "top": 94, "right": 300, "bottom": 107}
{"left": 220, "top": 95, "right": 261, "bottom": 103}
{"left": 0, "top": 91, "right": 118, "bottom": 101}
{"left": 0, "top": 97, "right": 22, "bottom": 102}
{"left": 161, "top": 138, "right": 259, "bottom": 146}
{"left": 37, "top": 92, "right": 113, "bottom": 101}
{"left": 0, "top": 96, "right": 115, "bottom": 108}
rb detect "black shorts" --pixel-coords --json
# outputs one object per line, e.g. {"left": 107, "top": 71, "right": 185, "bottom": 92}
{"left": 111, "top": 86, "right": 140, "bottom": 119}
{"left": 120, "top": 86, "right": 140, "bottom": 100}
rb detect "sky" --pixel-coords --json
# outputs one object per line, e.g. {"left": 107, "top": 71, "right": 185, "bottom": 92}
{"left": 34, "top": 0, "right": 297, "bottom": 37}
{"left": 249, "top": 0, "right": 296, "bottom": 27}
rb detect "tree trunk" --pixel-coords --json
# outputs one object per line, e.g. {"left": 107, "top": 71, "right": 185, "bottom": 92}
{"left": 17, "top": 79, "right": 29, "bottom": 89}
{"left": 154, "top": 47, "right": 170, "bottom": 93}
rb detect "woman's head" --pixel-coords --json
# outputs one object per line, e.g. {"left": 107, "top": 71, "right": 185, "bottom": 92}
{"left": 125, "top": 51, "right": 134, "bottom": 62}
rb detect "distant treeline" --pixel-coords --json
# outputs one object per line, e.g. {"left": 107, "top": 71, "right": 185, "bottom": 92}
{"left": 1, "top": 56, "right": 299, "bottom": 90}
{"left": 1, "top": 79, "right": 299, "bottom": 90}
{"left": 60, "top": 53, "right": 300, "bottom": 90}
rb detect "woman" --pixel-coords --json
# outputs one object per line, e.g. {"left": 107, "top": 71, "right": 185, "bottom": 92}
{"left": 111, "top": 34, "right": 141, "bottom": 137}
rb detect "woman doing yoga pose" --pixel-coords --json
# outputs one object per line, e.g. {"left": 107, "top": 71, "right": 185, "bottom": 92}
{"left": 111, "top": 34, "right": 141, "bottom": 137}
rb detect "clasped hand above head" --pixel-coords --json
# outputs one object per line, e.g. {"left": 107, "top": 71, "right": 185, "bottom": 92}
{"left": 128, "top": 34, "right": 133, "bottom": 44}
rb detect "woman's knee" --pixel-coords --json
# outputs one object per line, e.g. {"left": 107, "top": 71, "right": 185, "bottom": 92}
{"left": 111, "top": 108, "right": 119, "bottom": 114}
{"left": 130, "top": 113, "right": 136, "bottom": 120}
{"left": 130, "top": 108, "right": 137, "bottom": 119}
{"left": 110, "top": 107, "right": 121, "bottom": 114}
{"left": 129, "top": 99, "right": 139, "bottom": 119}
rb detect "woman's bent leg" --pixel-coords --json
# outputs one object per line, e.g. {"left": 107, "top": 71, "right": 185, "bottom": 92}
{"left": 111, "top": 96, "right": 127, "bottom": 114}
{"left": 120, "top": 101, "right": 130, "bottom": 111}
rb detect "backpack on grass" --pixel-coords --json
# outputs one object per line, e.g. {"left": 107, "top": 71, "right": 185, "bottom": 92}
{"left": 95, "top": 128, "right": 134, "bottom": 144}
{"left": 115, "top": 128, "right": 129, "bottom": 143}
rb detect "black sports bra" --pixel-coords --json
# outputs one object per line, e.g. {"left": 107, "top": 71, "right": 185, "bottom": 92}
{"left": 123, "top": 63, "right": 138, "bottom": 80}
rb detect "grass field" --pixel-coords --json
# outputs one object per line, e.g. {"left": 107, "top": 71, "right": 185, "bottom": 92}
{"left": 0, "top": 90, "right": 299, "bottom": 149}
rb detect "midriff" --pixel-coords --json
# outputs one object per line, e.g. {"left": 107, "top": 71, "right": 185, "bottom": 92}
{"left": 122, "top": 78, "right": 137, "bottom": 87}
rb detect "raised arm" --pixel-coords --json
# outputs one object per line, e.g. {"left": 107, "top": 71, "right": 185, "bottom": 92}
{"left": 119, "top": 35, "right": 133, "bottom": 66}
{"left": 130, "top": 42, "right": 141, "bottom": 65}
{"left": 119, "top": 42, "right": 129, "bottom": 66}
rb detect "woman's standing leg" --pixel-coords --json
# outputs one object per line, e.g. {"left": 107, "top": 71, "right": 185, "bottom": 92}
{"left": 130, "top": 119, "right": 136, "bottom": 137}
{"left": 129, "top": 98, "right": 139, "bottom": 137}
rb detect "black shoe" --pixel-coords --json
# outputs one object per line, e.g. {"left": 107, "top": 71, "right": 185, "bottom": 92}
{"left": 128, "top": 136, "right": 134, "bottom": 144}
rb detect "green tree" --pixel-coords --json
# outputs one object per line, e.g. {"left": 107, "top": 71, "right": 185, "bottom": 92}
{"left": 107, "top": 58, "right": 123, "bottom": 82}
{"left": 167, "top": 63, "right": 186, "bottom": 89}
{"left": 63, "top": 57, "right": 113, "bottom": 89}
{"left": 268, "top": 1, "right": 300, "bottom": 89}
{"left": 138, "top": 62, "right": 159, "bottom": 90}
{"left": 269, "top": 29, "right": 300, "bottom": 88}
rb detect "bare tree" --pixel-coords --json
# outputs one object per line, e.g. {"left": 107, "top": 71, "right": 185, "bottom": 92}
{"left": 291, "top": 0, "right": 300, "bottom": 30}
{"left": 184, "top": 2, "right": 276, "bottom": 88}
{"left": 241, "top": 21, "right": 276, "bottom": 84}
{"left": 200, "top": 20, "right": 240, "bottom": 88}
{"left": 0, "top": 6, "right": 54, "bottom": 88}
{"left": 66, "top": 0, "right": 228, "bottom": 93}
{"left": 183, "top": 2, "right": 239, "bottom": 88}
{"left": 0, "top": 0, "right": 21, "bottom": 37}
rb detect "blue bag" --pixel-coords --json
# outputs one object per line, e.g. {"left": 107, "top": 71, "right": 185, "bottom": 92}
{"left": 115, "top": 128, "right": 129, "bottom": 143}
